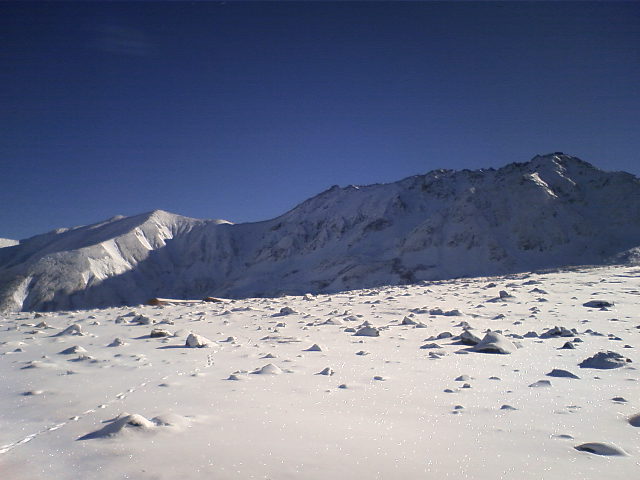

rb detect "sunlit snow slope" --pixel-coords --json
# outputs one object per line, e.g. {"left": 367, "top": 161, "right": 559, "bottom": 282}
{"left": 0, "top": 239, "right": 18, "bottom": 249}
{"left": 1, "top": 153, "right": 640, "bottom": 312}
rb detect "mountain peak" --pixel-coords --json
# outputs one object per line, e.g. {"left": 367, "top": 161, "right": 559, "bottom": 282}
{"left": 2, "top": 153, "right": 640, "bottom": 312}
{"left": 530, "top": 152, "right": 597, "bottom": 170}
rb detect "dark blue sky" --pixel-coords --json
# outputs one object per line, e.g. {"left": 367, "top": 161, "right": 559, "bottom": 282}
{"left": 2, "top": 1, "right": 639, "bottom": 240}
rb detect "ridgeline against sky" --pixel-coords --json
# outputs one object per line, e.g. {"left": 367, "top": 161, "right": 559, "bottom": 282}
{"left": 3, "top": 154, "right": 640, "bottom": 312}
{"left": 2, "top": 1, "right": 639, "bottom": 240}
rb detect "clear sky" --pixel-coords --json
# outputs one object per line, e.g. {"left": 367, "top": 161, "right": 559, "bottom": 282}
{"left": 2, "top": 1, "right": 639, "bottom": 240}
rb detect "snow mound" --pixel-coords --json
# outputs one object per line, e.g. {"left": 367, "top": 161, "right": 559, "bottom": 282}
{"left": 54, "top": 324, "right": 83, "bottom": 336}
{"left": 58, "top": 346, "right": 87, "bottom": 355}
{"left": 151, "top": 413, "right": 191, "bottom": 429}
{"left": 185, "top": 333, "right": 212, "bottom": 348}
{"left": 108, "top": 338, "right": 126, "bottom": 347}
{"left": 540, "top": 326, "right": 577, "bottom": 338}
{"left": 579, "top": 351, "right": 631, "bottom": 369}
{"left": 401, "top": 316, "right": 418, "bottom": 325}
{"left": 21, "top": 360, "right": 58, "bottom": 370}
{"left": 458, "top": 329, "right": 481, "bottom": 345}
{"left": 529, "top": 380, "right": 552, "bottom": 388}
{"left": 583, "top": 300, "right": 614, "bottom": 308}
{"left": 274, "top": 307, "right": 297, "bottom": 316}
{"left": 150, "top": 329, "right": 172, "bottom": 338}
{"left": 260, "top": 335, "right": 302, "bottom": 344}
{"left": 354, "top": 326, "right": 380, "bottom": 337}
{"left": 304, "top": 343, "right": 323, "bottom": 352}
{"left": 574, "top": 442, "right": 627, "bottom": 456}
{"left": 546, "top": 369, "right": 580, "bottom": 379}
{"left": 472, "top": 331, "right": 515, "bottom": 354}
{"left": 251, "top": 363, "right": 283, "bottom": 375}
{"left": 77, "top": 413, "right": 189, "bottom": 440}
{"left": 78, "top": 414, "right": 155, "bottom": 440}
{"left": 131, "top": 314, "right": 153, "bottom": 325}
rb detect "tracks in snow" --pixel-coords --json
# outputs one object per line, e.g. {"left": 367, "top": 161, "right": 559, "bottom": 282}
{"left": 0, "top": 350, "right": 215, "bottom": 455}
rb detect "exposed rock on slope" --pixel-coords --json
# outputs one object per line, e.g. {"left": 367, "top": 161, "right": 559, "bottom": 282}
{"left": 2, "top": 153, "right": 640, "bottom": 312}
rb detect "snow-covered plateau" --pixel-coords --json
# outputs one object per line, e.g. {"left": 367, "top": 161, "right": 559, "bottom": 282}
{"left": 2, "top": 153, "right": 640, "bottom": 313}
{"left": 0, "top": 265, "right": 638, "bottom": 479}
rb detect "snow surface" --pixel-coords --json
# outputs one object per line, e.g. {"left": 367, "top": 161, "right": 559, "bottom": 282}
{"left": 2, "top": 153, "right": 640, "bottom": 313}
{"left": 0, "top": 265, "right": 638, "bottom": 479}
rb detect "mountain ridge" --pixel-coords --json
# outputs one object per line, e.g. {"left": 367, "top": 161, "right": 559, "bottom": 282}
{"left": 2, "top": 153, "right": 640, "bottom": 312}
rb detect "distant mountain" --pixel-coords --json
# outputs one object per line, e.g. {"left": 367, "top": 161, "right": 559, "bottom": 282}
{"left": 2, "top": 153, "right": 640, "bottom": 312}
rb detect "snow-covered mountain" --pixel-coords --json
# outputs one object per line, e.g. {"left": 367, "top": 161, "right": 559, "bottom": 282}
{"left": 2, "top": 153, "right": 640, "bottom": 312}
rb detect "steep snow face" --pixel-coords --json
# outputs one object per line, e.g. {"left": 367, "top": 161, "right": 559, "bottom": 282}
{"left": 1, "top": 154, "right": 640, "bottom": 311}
